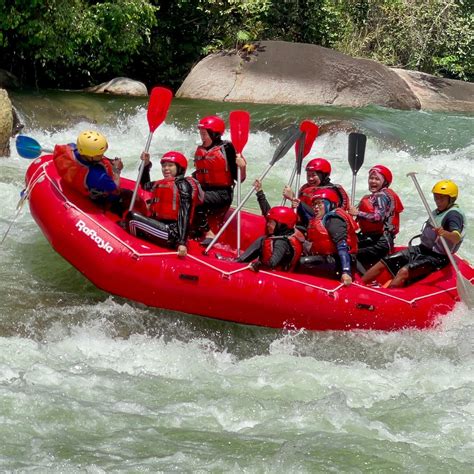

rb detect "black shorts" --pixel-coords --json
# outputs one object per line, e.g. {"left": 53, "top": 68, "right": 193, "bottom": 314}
{"left": 193, "top": 187, "right": 234, "bottom": 233}
{"left": 202, "top": 187, "right": 233, "bottom": 207}
{"left": 382, "top": 245, "right": 449, "bottom": 282}
{"left": 298, "top": 254, "right": 357, "bottom": 280}
{"left": 357, "top": 233, "right": 391, "bottom": 268}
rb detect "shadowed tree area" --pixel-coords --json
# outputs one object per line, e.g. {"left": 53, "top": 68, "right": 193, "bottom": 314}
{"left": 1, "top": 0, "right": 472, "bottom": 90}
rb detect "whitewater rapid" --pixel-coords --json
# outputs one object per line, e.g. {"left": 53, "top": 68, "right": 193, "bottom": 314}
{"left": 0, "top": 94, "right": 472, "bottom": 471}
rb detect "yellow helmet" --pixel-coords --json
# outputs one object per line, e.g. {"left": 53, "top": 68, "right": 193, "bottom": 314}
{"left": 77, "top": 130, "right": 108, "bottom": 157}
{"left": 432, "top": 180, "right": 458, "bottom": 199}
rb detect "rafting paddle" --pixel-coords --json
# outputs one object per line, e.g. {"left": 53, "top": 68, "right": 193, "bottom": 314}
{"left": 16, "top": 135, "right": 53, "bottom": 159}
{"left": 0, "top": 192, "right": 28, "bottom": 246}
{"left": 8, "top": 136, "right": 52, "bottom": 246}
{"left": 230, "top": 110, "right": 250, "bottom": 256}
{"left": 294, "top": 120, "right": 319, "bottom": 194}
{"left": 204, "top": 125, "right": 302, "bottom": 255}
{"left": 348, "top": 132, "right": 367, "bottom": 206}
{"left": 281, "top": 120, "right": 319, "bottom": 205}
{"left": 407, "top": 172, "right": 474, "bottom": 309}
{"left": 129, "top": 86, "right": 173, "bottom": 212}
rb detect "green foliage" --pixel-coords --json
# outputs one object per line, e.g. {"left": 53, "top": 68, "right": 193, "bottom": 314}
{"left": 334, "top": 0, "right": 473, "bottom": 81}
{"left": 75, "top": 0, "right": 157, "bottom": 78}
{"left": 259, "top": 1, "right": 332, "bottom": 44}
{"left": 0, "top": 0, "right": 157, "bottom": 87}
{"left": 0, "top": 0, "right": 472, "bottom": 88}
{"left": 196, "top": 0, "right": 272, "bottom": 53}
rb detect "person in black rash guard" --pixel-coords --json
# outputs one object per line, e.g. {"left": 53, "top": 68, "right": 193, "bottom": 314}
{"left": 362, "top": 179, "right": 465, "bottom": 287}
{"left": 124, "top": 151, "right": 203, "bottom": 257}
{"left": 235, "top": 180, "right": 303, "bottom": 272}
{"left": 297, "top": 187, "right": 358, "bottom": 285}
{"left": 193, "top": 115, "right": 246, "bottom": 244}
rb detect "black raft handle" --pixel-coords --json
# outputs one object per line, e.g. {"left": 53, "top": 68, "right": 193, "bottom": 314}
{"left": 179, "top": 274, "right": 199, "bottom": 282}
{"left": 356, "top": 303, "right": 375, "bottom": 311}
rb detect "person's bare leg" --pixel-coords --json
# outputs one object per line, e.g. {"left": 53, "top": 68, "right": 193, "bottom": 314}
{"left": 388, "top": 266, "right": 409, "bottom": 288}
{"left": 361, "top": 261, "right": 386, "bottom": 284}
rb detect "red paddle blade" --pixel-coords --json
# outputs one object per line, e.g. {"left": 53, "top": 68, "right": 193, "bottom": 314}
{"left": 147, "top": 87, "right": 173, "bottom": 133}
{"left": 295, "top": 120, "right": 319, "bottom": 159}
{"left": 230, "top": 110, "right": 250, "bottom": 154}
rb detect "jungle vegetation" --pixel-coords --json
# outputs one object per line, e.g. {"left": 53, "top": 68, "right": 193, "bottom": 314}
{"left": 1, "top": 0, "right": 472, "bottom": 89}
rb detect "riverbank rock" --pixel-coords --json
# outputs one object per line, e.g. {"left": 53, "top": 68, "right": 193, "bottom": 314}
{"left": 84, "top": 77, "right": 148, "bottom": 96}
{"left": 0, "top": 69, "right": 20, "bottom": 89}
{"left": 177, "top": 40, "right": 420, "bottom": 110}
{"left": 0, "top": 89, "right": 13, "bottom": 157}
{"left": 391, "top": 68, "right": 474, "bottom": 113}
{"left": 177, "top": 40, "right": 474, "bottom": 112}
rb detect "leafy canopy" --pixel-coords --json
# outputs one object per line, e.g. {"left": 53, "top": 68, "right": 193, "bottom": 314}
{"left": 0, "top": 0, "right": 471, "bottom": 88}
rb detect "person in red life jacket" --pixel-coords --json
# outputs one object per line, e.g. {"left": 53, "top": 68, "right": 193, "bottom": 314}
{"left": 283, "top": 158, "right": 350, "bottom": 210}
{"left": 53, "top": 130, "right": 129, "bottom": 215}
{"left": 193, "top": 115, "right": 247, "bottom": 244}
{"left": 298, "top": 188, "right": 358, "bottom": 286}
{"left": 234, "top": 180, "right": 303, "bottom": 272}
{"left": 362, "top": 180, "right": 465, "bottom": 288}
{"left": 348, "top": 165, "right": 404, "bottom": 270}
{"left": 123, "top": 151, "right": 204, "bottom": 257}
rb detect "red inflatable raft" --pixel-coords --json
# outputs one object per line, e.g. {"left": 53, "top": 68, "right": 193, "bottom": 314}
{"left": 24, "top": 155, "right": 474, "bottom": 331}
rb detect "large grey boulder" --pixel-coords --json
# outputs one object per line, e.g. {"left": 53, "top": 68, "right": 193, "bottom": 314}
{"left": 84, "top": 77, "right": 148, "bottom": 96}
{"left": 0, "top": 89, "right": 13, "bottom": 157}
{"left": 391, "top": 68, "right": 474, "bottom": 113}
{"left": 177, "top": 41, "right": 421, "bottom": 110}
{"left": 177, "top": 40, "right": 474, "bottom": 112}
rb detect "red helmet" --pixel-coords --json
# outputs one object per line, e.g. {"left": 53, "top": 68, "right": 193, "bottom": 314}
{"left": 266, "top": 206, "right": 297, "bottom": 228}
{"left": 311, "top": 188, "right": 340, "bottom": 206}
{"left": 369, "top": 165, "right": 392, "bottom": 186}
{"left": 161, "top": 151, "right": 188, "bottom": 171}
{"left": 306, "top": 158, "right": 331, "bottom": 175}
{"left": 198, "top": 116, "right": 225, "bottom": 135}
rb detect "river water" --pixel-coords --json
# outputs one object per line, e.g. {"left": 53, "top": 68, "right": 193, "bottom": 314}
{"left": 1, "top": 91, "right": 473, "bottom": 471}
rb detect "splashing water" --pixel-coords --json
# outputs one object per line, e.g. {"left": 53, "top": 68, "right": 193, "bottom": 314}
{"left": 0, "top": 92, "right": 473, "bottom": 471}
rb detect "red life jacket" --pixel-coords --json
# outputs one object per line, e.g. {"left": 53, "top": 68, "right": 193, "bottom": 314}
{"left": 53, "top": 144, "right": 116, "bottom": 198}
{"left": 307, "top": 208, "right": 359, "bottom": 255}
{"left": 194, "top": 144, "right": 234, "bottom": 187}
{"left": 298, "top": 183, "right": 349, "bottom": 209}
{"left": 261, "top": 230, "right": 304, "bottom": 272}
{"left": 358, "top": 188, "right": 404, "bottom": 236}
{"left": 333, "top": 184, "right": 350, "bottom": 210}
{"left": 150, "top": 176, "right": 203, "bottom": 221}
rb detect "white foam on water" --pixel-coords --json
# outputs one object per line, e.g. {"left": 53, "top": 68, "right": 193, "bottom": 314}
{"left": 1, "top": 100, "right": 473, "bottom": 471}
